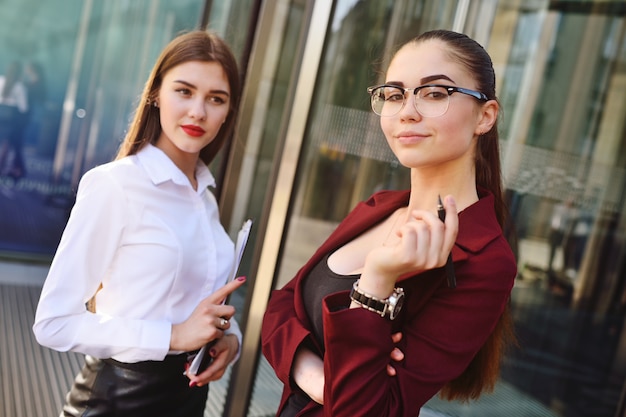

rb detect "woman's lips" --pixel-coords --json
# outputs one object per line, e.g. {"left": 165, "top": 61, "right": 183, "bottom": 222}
{"left": 181, "top": 125, "right": 206, "bottom": 137}
{"left": 396, "top": 131, "right": 427, "bottom": 144}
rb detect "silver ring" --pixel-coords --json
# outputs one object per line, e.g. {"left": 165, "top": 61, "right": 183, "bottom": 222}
{"left": 220, "top": 318, "right": 228, "bottom": 328}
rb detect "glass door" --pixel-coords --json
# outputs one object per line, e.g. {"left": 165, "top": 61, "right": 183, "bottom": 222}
{"left": 0, "top": 0, "right": 209, "bottom": 259}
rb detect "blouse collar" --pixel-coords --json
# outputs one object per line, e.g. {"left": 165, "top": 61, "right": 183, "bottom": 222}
{"left": 136, "top": 143, "right": 216, "bottom": 191}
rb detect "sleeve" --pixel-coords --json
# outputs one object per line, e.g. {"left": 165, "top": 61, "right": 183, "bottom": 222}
{"left": 260, "top": 196, "right": 384, "bottom": 390}
{"left": 224, "top": 318, "right": 243, "bottom": 363}
{"left": 32, "top": 168, "right": 172, "bottom": 361}
{"left": 261, "top": 278, "right": 315, "bottom": 387}
{"left": 321, "top": 243, "right": 516, "bottom": 417}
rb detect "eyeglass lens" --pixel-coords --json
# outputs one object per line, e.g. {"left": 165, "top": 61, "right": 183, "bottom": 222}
{"left": 371, "top": 85, "right": 451, "bottom": 117}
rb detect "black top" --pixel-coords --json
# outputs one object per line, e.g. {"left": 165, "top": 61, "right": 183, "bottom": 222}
{"left": 280, "top": 252, "right": 358, "bottom": 417}
{"left": 302, "top": 252, "right": 359, "bottom": 349}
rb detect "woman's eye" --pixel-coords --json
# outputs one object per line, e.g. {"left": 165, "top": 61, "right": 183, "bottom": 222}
{"left": 386, "top": 92, "right": 404, "bottom": 102}
{"left": 421, "top": 87, "right": 448, "bottom": 100}
{"left": 209, "top": 96, "right": 226, "bottom": 105}
{"left": 176, "top": 88, "right": 192, "bottom": 96}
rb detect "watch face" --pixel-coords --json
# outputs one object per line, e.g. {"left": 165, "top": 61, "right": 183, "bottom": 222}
{"left": 388, "top": 289, "right": 405, "bottom": 320}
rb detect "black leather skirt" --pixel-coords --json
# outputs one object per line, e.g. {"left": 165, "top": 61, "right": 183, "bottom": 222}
{"left": 61, "top": 354, "right": 209, "bottom": 417}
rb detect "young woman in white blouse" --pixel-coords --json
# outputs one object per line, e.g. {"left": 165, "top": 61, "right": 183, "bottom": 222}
{"left": 33, "top": 30, "right": 244, "bottom": 417}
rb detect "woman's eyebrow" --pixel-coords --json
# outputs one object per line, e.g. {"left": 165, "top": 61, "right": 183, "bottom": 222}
{"left": 384, "top": 74, "right": 456, "bottom": 87}
{"left": 420, "top": 74, "right": 455, "bottom": 84}
{"left": 173, "top": 79, "right": 197, "bottom": 89}
{"left": 173, "top": 79, "right": 230, "bottom": 96}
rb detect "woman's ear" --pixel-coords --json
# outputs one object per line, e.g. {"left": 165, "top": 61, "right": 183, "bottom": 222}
{"left": 475, "top": 100, "right": 498, "bottom": 135}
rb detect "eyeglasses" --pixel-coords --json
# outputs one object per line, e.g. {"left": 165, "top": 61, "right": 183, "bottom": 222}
{"left": 367, "top": 84, "right": 488, "bottom": 117}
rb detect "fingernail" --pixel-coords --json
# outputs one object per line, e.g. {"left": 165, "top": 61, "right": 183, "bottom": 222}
{"left": 210, "top": 348, "right": 217, "bottom": 357}
{"left": 189, "top": 380, "right": 197, "bottom": 388}
{"left": 236, "top": 276, "right": 246, "bottom": 282}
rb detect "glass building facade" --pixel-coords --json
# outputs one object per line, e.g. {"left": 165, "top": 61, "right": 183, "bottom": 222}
{"left": 1, "top": 1, "right": 625, "bottom": 416}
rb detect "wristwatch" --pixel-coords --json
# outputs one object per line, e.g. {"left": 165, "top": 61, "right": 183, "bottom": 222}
{"left": 350, "top": 280, "right": 404, "bottom": 320}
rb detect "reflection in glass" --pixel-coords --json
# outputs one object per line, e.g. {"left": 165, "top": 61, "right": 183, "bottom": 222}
{"left": 0, "top": 0, "right": 216, "bottom": 258}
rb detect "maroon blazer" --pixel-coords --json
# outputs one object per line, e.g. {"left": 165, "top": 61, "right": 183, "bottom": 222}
{"left": 261, "top": 189, "right": 517, "bottom": 417}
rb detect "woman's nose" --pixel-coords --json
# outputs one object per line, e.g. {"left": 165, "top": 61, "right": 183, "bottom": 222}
{"left": 398, "top": 93, "right": 422, "bottom": 121}
{"left": 188, "top": 99, "right": 207, "bottom": 120}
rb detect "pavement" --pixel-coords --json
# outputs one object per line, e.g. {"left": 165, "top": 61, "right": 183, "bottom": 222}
{"left": 0, "top": 258, "right": 565, "bottom": 417}
{"left": 0, "top": 259, "right": 281, "bottom": 417}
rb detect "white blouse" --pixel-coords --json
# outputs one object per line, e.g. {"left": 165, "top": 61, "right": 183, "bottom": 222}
{"left": 33, "top": 144, "right": 241, "bottom": 363}
{"left": 0, "top": 77, "right": 27, "bottom": 112}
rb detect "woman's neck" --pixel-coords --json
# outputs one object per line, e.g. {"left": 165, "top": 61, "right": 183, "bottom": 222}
{"left": 406, "top": 165, "right": 478, "bottom": 214}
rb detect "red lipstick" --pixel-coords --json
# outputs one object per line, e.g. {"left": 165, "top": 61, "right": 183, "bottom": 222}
{"left": 181, "top": 125, "right": 206, "bottom": 137}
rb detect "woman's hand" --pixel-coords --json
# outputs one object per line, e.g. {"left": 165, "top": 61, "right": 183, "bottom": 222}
{"left": 170, "top": 277, "right": 246, "bottom": 352}
{"left": 187, "top": 334, "right": 239, "bottom": 387}
{"left": 292, "top": 332, "right": 405, "bottom": 404}
{"left": 387, "top": 332, "right": 404, "bottom": 376}
{"left": 357, "top": 196, "right": 458, "bottom": 298}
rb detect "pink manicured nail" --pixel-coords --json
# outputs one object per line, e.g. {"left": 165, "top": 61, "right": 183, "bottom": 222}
{"left": 189, "top": 380, "right": 197, "bottom": 388}
{"left": 210, "top": 348, "right": 217, "bottom": 357}
{"left": 236, "top": 276, "right": 246, "bottom": 282}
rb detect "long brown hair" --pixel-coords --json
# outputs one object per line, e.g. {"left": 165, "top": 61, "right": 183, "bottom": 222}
{"left": 116, "top": 30, "right": 241, "bottom": 165}
{"left": 407, "top": 29, "right": 516, "bottom": 401}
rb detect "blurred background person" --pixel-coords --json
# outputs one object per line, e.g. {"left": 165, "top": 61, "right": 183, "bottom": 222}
{"left": 0, "top": 60, "right": 28, "bottom": 181}
{"left": 22, "top": 61, "right": 47, "bottom": 150}
{"left": 0, "top": 61, "right": 28, "bottom": 180}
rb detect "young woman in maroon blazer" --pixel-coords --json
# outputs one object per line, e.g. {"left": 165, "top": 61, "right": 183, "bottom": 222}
{"left": 261, "top": 29, "right": 517, "bottom": 417}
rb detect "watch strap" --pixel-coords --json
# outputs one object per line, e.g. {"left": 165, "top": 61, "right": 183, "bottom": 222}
{"left": 350, "top": 282, "right": 388, "bottom": 317}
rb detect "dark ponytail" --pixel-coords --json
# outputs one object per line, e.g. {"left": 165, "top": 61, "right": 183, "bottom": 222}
{"left": 409, "top": 29, "right": 515, "bottom": 402}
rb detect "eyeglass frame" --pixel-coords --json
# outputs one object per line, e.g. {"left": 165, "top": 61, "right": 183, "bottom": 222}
{"left": 366, "top": 83, "right": 489, "bottom": 117}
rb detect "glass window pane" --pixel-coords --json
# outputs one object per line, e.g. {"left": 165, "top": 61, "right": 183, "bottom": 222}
{"left": 0, "top": 0, "right": 212, "bottom": 258}
{"left": 464, "top": 2, "right": 626, "bottom": 417}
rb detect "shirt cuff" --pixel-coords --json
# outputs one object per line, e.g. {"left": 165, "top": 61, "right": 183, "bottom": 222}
{"left": 111, "top": 319, "right": 171, "bottom": 363}
{"left": 225, "top": 318, "right": 243, "bottom": 363}
{"left": 323, "top": 290, "right": 351, "bottom": 312}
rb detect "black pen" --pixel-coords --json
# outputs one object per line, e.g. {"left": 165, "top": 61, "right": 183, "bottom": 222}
{"left": 437, "top": 195, "right": 456, "bottom": 288}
